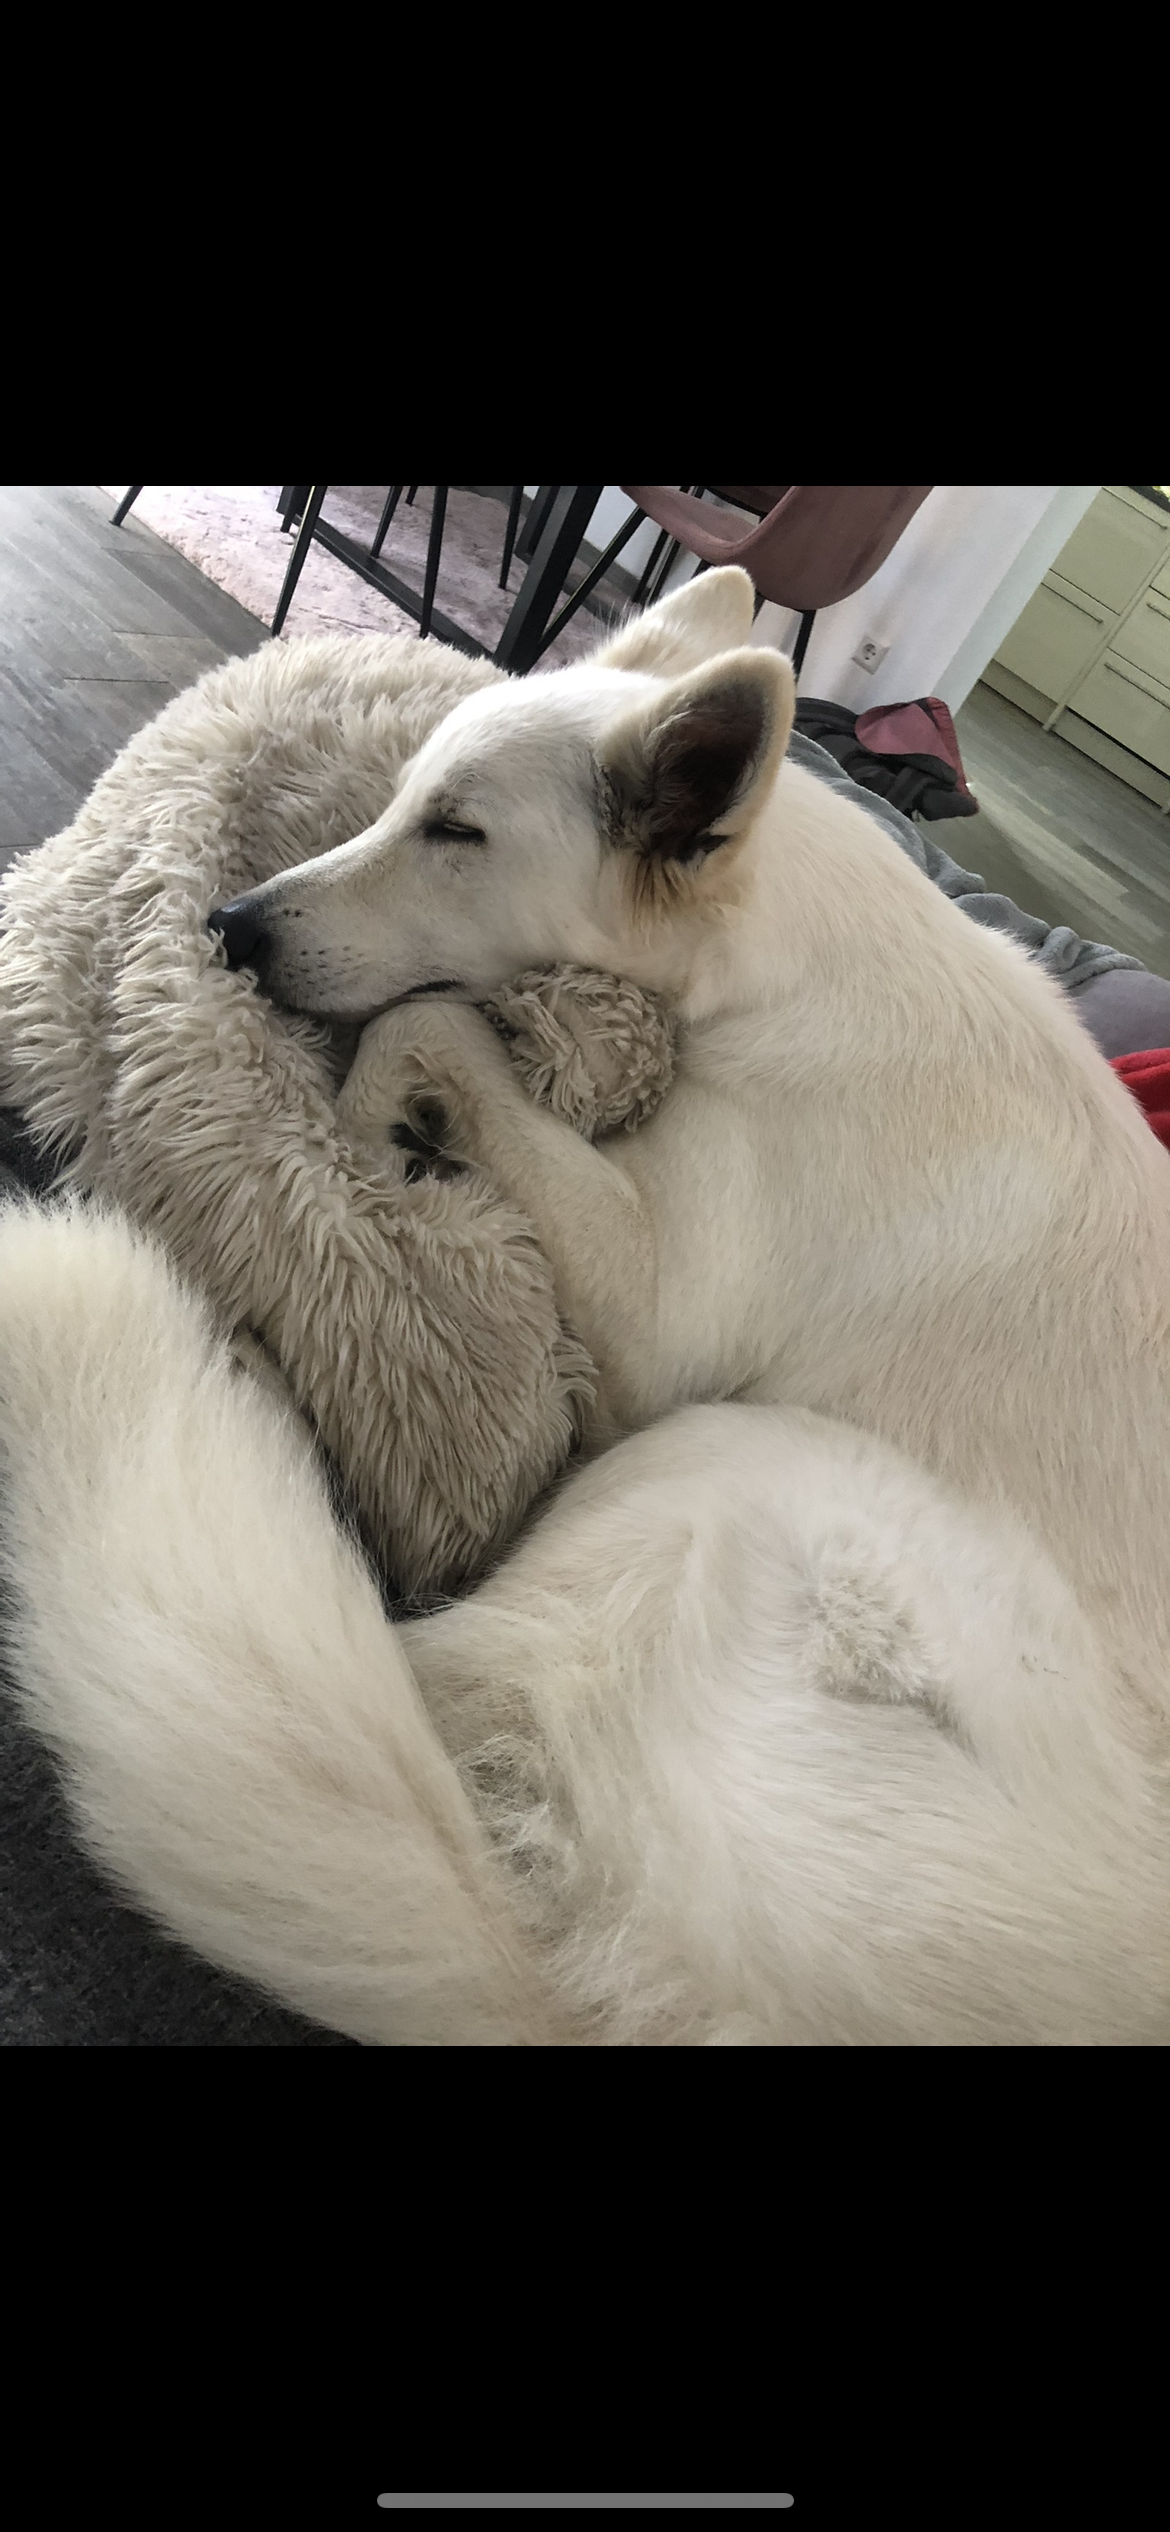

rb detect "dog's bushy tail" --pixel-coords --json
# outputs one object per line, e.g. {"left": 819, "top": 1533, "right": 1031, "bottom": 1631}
{"left": 0, "top": 1199, "right": 547, "bottom": 2044}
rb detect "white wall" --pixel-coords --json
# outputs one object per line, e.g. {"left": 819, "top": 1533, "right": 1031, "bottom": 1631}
{"left": 746, "top": 487, "right": 1101, "bottom": 711}
{"left": 932, "top": 487, "right": 1100, "bottom": 710}
{"left": 525, "top": 486, "right": 1102, "bottom": 714}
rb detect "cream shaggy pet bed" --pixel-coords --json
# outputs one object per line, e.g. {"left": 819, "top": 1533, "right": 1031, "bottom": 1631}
{"left": 0, "top": 634, "right": 674, "bottom": 1599}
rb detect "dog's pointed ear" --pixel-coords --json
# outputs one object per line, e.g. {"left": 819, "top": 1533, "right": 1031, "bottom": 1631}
{"left": 591, "top": 565, "right": 758, "bottom": 677}
{"left": 599, "top": 647, "right": 794, "bottom": 880}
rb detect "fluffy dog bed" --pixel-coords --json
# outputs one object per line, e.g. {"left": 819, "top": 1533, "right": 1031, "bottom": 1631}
{"left": 0, "top": 633, "right": 674, "bottom": 1599}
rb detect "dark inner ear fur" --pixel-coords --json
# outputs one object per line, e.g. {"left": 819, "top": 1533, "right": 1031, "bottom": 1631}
{"left": 606, "top": 679, "right": 772, "bottom": 867}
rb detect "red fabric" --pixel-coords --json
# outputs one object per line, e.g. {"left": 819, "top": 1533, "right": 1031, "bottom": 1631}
{"left": 854, "top": 696, "right": 976, "bottom": 801}
{"left": 1111, "top": 1047, "right": 1170, "bottom": 1151}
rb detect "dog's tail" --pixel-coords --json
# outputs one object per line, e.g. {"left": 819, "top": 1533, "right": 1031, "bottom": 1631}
{"left": 0, "top": 1198, "right": 549, "bottom": 2045}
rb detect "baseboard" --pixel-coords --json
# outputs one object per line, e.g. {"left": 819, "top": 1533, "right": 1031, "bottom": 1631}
{"left": 1051, "top": 711, "right": 1170, "bottom": 812}
{"left": 978, "top": 663, "right": 1170, "bottom": 809}
{"left": 978, "top": 662, "right": 1053, "bottom": 722}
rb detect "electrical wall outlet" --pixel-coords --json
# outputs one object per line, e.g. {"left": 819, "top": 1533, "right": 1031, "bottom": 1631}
{"left": 852, "top": 636, "right": 889, "bottom": 673}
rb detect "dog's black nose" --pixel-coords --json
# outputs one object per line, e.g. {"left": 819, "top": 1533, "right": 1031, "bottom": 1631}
{"left": 209, "top": 897, "right": 270, "bottom": 973}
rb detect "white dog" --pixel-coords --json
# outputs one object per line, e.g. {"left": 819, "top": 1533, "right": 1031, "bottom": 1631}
{"left": 219, "top": 567, "right": 1170, "bottom": 1705}
{"left": 2, "top": 564, "right": 1170, "bottom": 2046}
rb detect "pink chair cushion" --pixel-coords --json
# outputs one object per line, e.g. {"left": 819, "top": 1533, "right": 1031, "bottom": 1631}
{"left": 620, "top": 485, "right": 932, "bottom": 612}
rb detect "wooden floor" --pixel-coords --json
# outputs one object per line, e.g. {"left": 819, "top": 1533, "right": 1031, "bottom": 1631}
{"left": 954, "top": 681, "right": 1170, "bottom": 979}
{"left": 4, "top": 486, "right": 1170, "bottom": 981}
{"left": 0, "top": 484, "right": 270, "bottom": 871}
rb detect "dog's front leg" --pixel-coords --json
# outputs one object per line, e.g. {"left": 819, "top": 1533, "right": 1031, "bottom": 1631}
{"left": 337, "top": 1000, "right": 657, "bottom": 1438}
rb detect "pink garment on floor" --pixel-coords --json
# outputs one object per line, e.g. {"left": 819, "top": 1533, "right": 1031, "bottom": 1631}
{"left": 854, "top": 697, "right": 977, "bottom": 802}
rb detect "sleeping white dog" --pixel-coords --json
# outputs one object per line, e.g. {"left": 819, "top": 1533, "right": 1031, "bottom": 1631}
{"left": 1, "top": 564, "right": 1169, "bottom": 2045}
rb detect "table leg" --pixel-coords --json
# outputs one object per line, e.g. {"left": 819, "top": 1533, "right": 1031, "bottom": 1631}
{"left": 493, "top": 486, "right": 603, "bottom": 675}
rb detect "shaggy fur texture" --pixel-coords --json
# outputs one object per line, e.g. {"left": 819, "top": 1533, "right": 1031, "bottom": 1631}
{"left": 0, "top": 634, "right": 672, "bottom": 1599}
{"left": 485, "top": 965, "right": 676, "bottom": 1140}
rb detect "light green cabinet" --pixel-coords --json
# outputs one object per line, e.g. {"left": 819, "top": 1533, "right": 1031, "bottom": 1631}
{"left": 1111, "top": 588, "right": 1170, "bottom": 689}
{"left": 994, "top": 575, "right": 1112, "bottom": 699}
{"left": 983, "top": 487, "right": 1170, "bottom": 804}
{"left": 1054, "top": 488, "right": 1169, "bottom": 614}
{"left": 1072, "top": 656, "right": 1170, "bottom": 778}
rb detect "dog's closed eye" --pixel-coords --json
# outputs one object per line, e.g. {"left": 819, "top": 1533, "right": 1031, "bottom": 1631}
{"left": 422, "top": 818, "right": 487, "bottom": 846}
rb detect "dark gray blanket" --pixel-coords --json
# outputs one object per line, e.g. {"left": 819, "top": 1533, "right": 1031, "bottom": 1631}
{"left": 0, "top": 1651, "right": 355, "bottom": 2045}
{"left": 788, "top": 732, "right": 1144, "bottom": 990}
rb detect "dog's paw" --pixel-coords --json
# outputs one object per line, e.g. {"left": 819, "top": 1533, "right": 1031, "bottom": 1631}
{"left": 336, "top": 999, "right": 504, "bottom": 1176}
{"left": 387, "top": 1099, "right": 467, "bottom": 1184}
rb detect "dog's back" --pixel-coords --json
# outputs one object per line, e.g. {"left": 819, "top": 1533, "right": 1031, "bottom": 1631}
{"left": 611, "top": 758, "right": 1170, "bottom": 1700}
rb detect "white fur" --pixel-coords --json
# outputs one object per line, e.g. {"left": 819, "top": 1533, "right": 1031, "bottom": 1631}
{"left": 0, "top": 1198, "right": 1166, "bottom": 2045}
{"left": 3, "top": 566, "right": 1170, "bottom": 2043}
{"left": 293, "top": 572, "right": 1170, "bottom": 1708}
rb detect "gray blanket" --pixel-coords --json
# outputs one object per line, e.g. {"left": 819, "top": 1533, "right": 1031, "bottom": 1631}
{"left": 788, "top": 732, "right": 1144, "bottom": 990}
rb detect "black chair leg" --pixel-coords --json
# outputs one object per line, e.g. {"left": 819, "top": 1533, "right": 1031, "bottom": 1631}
{"left": 514, "top": 485, "right": 558, "bottom": 567}
{"left": 271, "top": 486, "right": 328, "bottom": 636}
{"left": 494, "top": 486, "right": 602, "bottom": 675}
{"left": 500, "top": 484, "right": 525, "bottom": 590}
{"left": 634, "top": 488, "right": 702, "bottom": 610}
{"left": 111, "top": 486, "right": 144, "bottom": 527}
{"left": 525, "top": 508, "right": 646, "bottom": 669}
{"left": 632, "top": 525, "right": 674, "bottom": 610}
{"left": 371, "top": 487, "right": 404, "bottom": 561}
{"left": 418, "top": 487, "right": 448, "bottom": 641}
{"left": 277, "top": 486, "right": 311, "bottom": 534}
{"left": 406, "top": 487, "right": 418, "bottom": 506}
{"left": 646, "top": 539, "right": 686, "bottom": 608}
{"left": 792, "top": 608, "right": 817, "bottom": 679}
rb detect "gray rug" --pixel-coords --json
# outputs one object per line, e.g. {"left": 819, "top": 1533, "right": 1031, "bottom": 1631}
{"left": 101, "top": 485, "right": 612, "bottom": 667}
